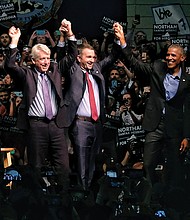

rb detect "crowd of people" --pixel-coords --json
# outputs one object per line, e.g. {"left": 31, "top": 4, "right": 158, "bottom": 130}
{"left": 1, "top": 17, "right": 190, "bottom": 219}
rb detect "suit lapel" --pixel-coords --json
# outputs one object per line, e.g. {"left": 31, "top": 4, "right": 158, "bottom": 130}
{"left": 177, "top": 72, "right": 187, "bottom": 95}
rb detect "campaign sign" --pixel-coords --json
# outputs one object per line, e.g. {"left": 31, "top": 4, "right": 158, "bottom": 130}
{"left": 171, "top": 38, "right": 189, "bottom": 47}
{"left": 0, "top": 3, "right": 17, "bottom": 22}
{"left": 117, "top": 125, "right": 145, "bottom": 147}
{"left": 152, "top": 3, "right": 190, "bottom": 36}
{"left": 0, "top": 0, "right": 62, "bottom": 29}
{"left": 0, "top": 116, "right": 23, "bottom": 134}
{"left": 153, "top": 23, "right": 178, "bottom": 41}
{"left": 100, "top": 16, "right": 127, "bottom": 34}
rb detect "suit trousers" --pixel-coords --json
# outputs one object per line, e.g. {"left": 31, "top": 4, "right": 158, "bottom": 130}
{"left": 70, "top": 118, "right": 103, "bottom": 190}
{"left": 27, "top": 118, "right": 70, "bottom": 192}
{"left": 143, "top": 117, "right": 185, "bottom": 190}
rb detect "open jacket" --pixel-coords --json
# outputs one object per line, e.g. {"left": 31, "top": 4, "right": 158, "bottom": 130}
{"left": 122, "top": 46, "right": 190, "bottom": 138}
{"left": 4, "top": 40, "right": 78, "bottom": 130}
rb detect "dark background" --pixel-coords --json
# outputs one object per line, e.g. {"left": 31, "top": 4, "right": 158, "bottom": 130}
{"left": 56, "top": 0, "right": 127, "bottom": 40}
{"left": 0, "top": 0, "right": 127, "bottom": 42}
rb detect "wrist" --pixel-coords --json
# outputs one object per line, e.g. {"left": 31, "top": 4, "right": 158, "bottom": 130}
{"left": 9, "top": 43, "right": 18, "bottom": 49}
{"left": 10, "top": 98, "right": 15, "bottom": 102}
{"left": 67, "top": 33, "right": 74, "bottom": 37}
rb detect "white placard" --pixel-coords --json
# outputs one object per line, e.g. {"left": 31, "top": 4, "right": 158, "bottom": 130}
{"left": 152, "top": 4, "right": 190, "bottom": 35}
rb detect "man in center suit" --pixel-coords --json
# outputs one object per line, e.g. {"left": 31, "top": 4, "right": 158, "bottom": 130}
{"left": 114, "top": 23, "right": 190, "bottom": 204}
{"left": 60, "top": 25, "right": 125, "bottom": 190}
{"left": 5, "top": 20, "right": 78, "bottom": 218}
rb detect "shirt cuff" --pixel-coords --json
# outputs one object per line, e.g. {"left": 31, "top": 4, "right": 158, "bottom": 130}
{"left": 57, "top": 41, "right": 65, "bottom": 47}
{"left": 114, "top": 39, "right": 127, "bottom": 49}
{"left": 9, "top": 44, "right": 17, "bottom": 49}
{"left": 67, "top": 35, "right": 77, "bottom": 41}
{"left": 121, "top": 43, "right": 127, "bottom": 49}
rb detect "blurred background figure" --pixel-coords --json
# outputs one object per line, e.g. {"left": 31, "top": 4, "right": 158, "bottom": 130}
{"left": 0, "top": 32, "right": 11, "bottom": 56}
{"left": 0, "top": 88, "right": 10, "bottom": 115}
{"left": 3, "top": 73, "right": 15, "bottom": 90}
{"left": 19, "top": 45, "right": 32, "bottom": 67}
{"left": 114, "top": 91, "right": 143, "bottom": 126}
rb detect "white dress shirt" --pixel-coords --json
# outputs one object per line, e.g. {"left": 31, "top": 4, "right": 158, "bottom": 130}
{"left": 28, "top": 69, "right": 58, "bottom": 117}
{"left": 76, "top": 71, "right": 100, "bottom": 117}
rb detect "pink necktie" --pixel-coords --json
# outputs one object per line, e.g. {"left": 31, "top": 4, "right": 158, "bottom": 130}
{"left": 41, "top": 74, "right": 53, "bottom": 120}
{"left": 86, "top": 72, "right": 98, "bottom": 121}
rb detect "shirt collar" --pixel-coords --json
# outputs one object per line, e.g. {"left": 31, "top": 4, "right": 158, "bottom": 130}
{"left": 81, "top": 67, "right": 94, "bottom": 74}
{"left": 35, "top": 68, "right": 47, "bottom": 76}
{"left": 167, "top": 67, "right": 181, "bottom": 79}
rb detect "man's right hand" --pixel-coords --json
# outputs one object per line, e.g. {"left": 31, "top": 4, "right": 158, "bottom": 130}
{"left": 60, "top": 19, "right": 74, "bottom": 37}
{"left": 113, "top": 22, "right": 126, "bottom": 46}
{"left": 9, "top": 26, "right": 21, "bottom": 45}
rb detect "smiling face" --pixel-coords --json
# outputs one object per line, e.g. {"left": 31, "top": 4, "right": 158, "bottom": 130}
{"left": 165, "top": 45, "right": 186, "bottom": 74}
{"left": 77, "top": 47, "right": 96, "bottom": 70}
{"left": 32, "top": 51, "right": 50, "bottom": 72}
{"left": 31, "top": 44, "right": 51, "bottom": 72}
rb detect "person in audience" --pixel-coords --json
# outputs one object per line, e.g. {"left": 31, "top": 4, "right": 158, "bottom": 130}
{"left": 0, "top": 32, "right": 11, "bottom": 55}
{"left": 106, "top": 66, "right": 122, "bottom": 99}
{"left": 28, "top": 29, "right": 56, "bottom": 59}
{"left": 114, "top": 91, "right": 143, "bottom": 126}
{"left": 28, "top": 29, "right": 56, "bottom": 48}
{"left": 0, "top": 89, "right": 8, "bottom": 116}
{"left": 53, "top": 29, "right": 61, "bottom": 45}
{"left": 9, "top": 91, "right": 23, "bottom": 117}
{"left": 0, "top": 50, "right": 6, "bottom": 75}
{"left": 19, "top": 45, "right": 32, "bottom": 67}
{"left": 3, "top": 73, "right": 15, "bottom": 90}
{"left": 0, "top": 87, "right": 10, "bottom": 115}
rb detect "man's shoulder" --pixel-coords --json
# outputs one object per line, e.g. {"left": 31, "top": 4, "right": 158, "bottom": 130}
{"left": 153, "top": 59, "right": 167, "bottom": 71}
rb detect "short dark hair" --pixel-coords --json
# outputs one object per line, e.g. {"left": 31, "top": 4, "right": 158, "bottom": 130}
{"left": 168, "top": 44, "right": 186, "bottom": 57}
{"left": 77, "top": 43, "right": 94, "bottom": 55}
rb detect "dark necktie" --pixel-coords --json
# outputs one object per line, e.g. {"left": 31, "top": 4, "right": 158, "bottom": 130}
{"left": 86, "top": 72, "right": 98, "bottom": 121}
{"left": 41, "top": 74, "right": 53, "bottom": 120}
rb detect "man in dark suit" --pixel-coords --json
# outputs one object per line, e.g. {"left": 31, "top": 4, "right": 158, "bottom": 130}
{"left": 60, "top": 29, "right": 123, "bottom": 190}
{"left": 5, "top": 20, "right": 78, "bottom": 207}
{"left": 114, "top": 23, "right": 190, "bottom": 203}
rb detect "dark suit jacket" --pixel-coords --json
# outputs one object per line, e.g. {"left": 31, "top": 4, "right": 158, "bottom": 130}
{"left": 60, "top": 52, "right": 118, "bottom": 127}
{"left": 122, "top": 47, "right": 190, "bottom": 138}
{"left": 5, "top": 40, "right": 78, "bottom": 130}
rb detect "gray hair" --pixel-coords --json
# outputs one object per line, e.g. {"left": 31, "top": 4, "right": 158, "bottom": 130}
{"left": 31, "top": 43, "right": 51, "bottom": 60}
